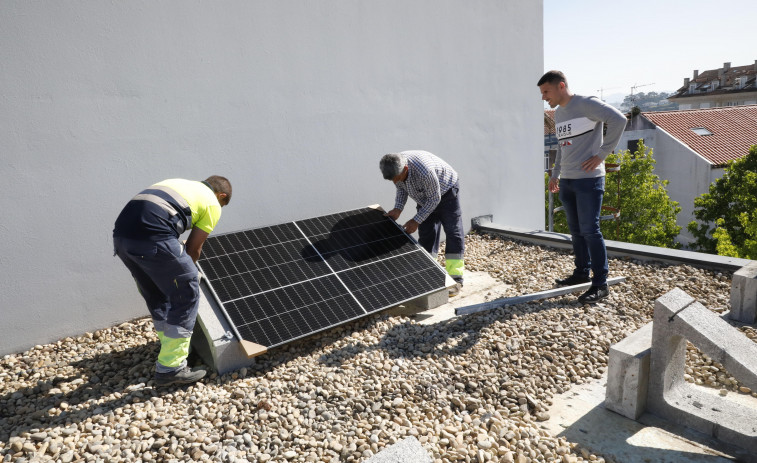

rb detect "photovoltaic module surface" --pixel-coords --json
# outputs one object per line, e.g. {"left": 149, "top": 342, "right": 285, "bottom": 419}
{"left": 197, "top": 206, "right": 448, "bottom": 354}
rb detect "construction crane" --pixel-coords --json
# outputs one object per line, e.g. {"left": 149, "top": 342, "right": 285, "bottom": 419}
{"left": 629, "top": 82, "right": 655, "bottom": 107}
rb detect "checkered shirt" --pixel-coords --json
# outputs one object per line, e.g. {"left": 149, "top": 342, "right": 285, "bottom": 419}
{"left": 393, "top": 150, "right": 459, "bottom": 224}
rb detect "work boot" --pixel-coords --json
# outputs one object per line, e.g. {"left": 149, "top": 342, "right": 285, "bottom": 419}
{"left": 154, "top": 366, "right": 207, "bottom": 387}
{"left": 577, "top": 285, "right": 609, "bottom": 304}
{"left": 449, "top": 282, "right": 463, "bottom": 297}
{"left": 554, "top": 274, "right": 591, "bottom": 286}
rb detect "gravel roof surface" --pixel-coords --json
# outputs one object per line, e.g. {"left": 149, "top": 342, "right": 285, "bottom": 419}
{"left": 2, "top": 233, "right": 755, "bottom": 463}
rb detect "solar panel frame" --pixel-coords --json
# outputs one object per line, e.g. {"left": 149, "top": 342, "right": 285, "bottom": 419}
{"left": 197, "top": 205, "right": 450, "bottom": 355}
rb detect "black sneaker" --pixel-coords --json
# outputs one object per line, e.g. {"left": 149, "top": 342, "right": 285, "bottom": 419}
{"left": 555, "top": 274, "right": 591, "bottom": 286}
{"left": 154, "top": 366, "right": 207, "bottom": 387}
{"left": 578, "top": 285, "right": 609, "bottom": 303}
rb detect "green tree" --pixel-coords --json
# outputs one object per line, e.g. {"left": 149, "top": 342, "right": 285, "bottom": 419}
{"left": 689, "top": 145, "right": 757, "bottom": 257}
{"left": 712, "top": 219, "right": 740, "bottom": 258}
{"left": 546, "top": 140, "right": 681, "bottom": 248}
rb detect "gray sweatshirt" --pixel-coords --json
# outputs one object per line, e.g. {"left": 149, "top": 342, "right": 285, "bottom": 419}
{"left": 551, "top": 95, "right": 627, "bottom": 179}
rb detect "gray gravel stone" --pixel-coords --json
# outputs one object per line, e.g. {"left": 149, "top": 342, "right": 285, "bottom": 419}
{"left": 0, "top": 233, "right": 750, "bottom": 463}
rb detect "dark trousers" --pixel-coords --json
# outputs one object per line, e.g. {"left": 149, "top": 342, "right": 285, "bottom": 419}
{"left": 417, "top": 185, "right": 465, "bottom": 283}
{"left": 113, "top": 236, "right": 200, "bottom": 373}
{"left": 558, "top": 177, "right": 608, "bottom": 287}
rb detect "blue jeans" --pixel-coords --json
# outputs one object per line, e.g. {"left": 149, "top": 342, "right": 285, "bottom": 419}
{"left": 559, "top": 177, "right": 608, "bottom": 286}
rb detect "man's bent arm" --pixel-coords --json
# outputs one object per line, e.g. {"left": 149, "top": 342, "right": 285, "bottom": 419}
{"left": 551, "top": 143, "right": 562, "bottom": 179}
{"left": 394, "top": 189, "right": 408, "bottom": 211}
{"left": 185, "top": 227, "right": 211, "bottom": 262}
{"left": 593, "top": 101, "right": 627, "bottom": 159}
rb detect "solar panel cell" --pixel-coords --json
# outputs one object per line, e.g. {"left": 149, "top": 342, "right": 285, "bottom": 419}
{"left": 197, "top": 207, "right": 448, "bottom": 354}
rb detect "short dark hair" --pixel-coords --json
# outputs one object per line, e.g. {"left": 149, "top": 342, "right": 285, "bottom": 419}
{"left": 537, "top": 70, "right": 568, "bottom": 87}
{"left": 204, "top": 175, "right": 232, "bottom": 204}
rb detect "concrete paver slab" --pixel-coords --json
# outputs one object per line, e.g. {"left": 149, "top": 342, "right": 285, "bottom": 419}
{"left": 365, "top": 436, "right": 433, "bottom": 463}
{"left": 542, "top": 372, "right": 738, "bottom": 462}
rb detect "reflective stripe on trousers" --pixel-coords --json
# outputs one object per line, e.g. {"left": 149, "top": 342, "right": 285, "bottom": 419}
{"left": 445, "top": 253, "right": 465, "bottom": 280}
{"left": 157, "top": 331, "right": 192, "bottom": 368}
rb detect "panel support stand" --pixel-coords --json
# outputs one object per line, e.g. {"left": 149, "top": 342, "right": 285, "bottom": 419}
{"left": 190, "top": 280, "right": 264, "bottom": 374}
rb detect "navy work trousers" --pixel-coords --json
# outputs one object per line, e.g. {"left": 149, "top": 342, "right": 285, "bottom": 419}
{"left": 113, "top": 236, "right": 200, "bottom": 373}
{"left": 417, "top": 185, "right": 465, "bottom": 283}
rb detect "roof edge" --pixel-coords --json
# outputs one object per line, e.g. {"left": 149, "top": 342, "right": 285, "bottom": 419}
{"left": 472, "top": 220, "right": 753, "bottom": 272}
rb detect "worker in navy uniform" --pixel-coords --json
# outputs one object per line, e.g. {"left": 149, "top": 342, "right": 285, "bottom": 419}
{"left": 380, "top": 151, "right": 465, "bottom": 296}
{"left": 113, "top": 176, "right": 231, "bottom": 386}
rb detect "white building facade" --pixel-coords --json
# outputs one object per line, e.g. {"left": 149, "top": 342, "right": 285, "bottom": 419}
{"left": 670, "top": 61, "right": 757, "bottom": 110}
{"left": 0, "top": 1, "right": 545, "bottom": 355}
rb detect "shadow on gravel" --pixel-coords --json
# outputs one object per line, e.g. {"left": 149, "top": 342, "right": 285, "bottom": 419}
{"left": 316, "top": 304, "right": 522, "bottom": 367}
{"left": 0, "top": 341, "right": 186, "bottom": 442}
{"left": 0, "top": 329, "right": 330, "bottom": 445}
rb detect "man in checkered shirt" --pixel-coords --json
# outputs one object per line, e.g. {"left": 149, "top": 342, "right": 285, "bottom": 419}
{"left": 379, "top": 150, "right": 464, "bottom": 296}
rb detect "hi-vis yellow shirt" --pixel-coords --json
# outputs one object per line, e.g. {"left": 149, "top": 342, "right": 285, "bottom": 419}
{"left": 154, "top": 179, "right": 222, "bottom": 234}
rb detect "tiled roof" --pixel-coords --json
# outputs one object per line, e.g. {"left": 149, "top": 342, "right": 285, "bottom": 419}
{"left": 544, "top": 109, "right": 555, "bottom": 136}
{"left": 641, "top": 105, "right": 757, "bottom": 166}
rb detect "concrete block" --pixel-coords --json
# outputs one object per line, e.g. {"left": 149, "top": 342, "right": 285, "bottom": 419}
{"left": 471, "top": 214, "right": 493, "bottom": 228}
{"left": 730, "top": 261, "right": 757, "bottom": 324}
{"left": 605, "top": 322, "right": 652, "bottom": 420}
{"left": 191, "top": 281, "right": 257, "bottom": 375}
{"left": 365, "top": 436, "right": 432, "bottom": 463}
{"left": 385, "top": 287, "right": 449, "bottom": 317}
{"left": 405, "top": 287, "right": 449, "bottom": 311}
{"left": 647, "top": 288, "right": 757, "bottom": 455}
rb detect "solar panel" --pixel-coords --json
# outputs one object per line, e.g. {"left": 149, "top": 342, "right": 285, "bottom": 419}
{"left": 197, "top": 206, "right": 449, "bottom": 356}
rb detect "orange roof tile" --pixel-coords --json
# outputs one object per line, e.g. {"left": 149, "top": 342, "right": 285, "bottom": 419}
{"left": 641, "top": 105, "right": 757, "bottom": 166}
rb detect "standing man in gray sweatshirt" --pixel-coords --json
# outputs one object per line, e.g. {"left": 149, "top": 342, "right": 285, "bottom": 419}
{"left": 538, "top": 70, "right": 627, "bottom": 303}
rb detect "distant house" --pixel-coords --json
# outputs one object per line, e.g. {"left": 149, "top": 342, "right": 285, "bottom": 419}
{"left": 669, "top": 61, "right": 757, "bottom": 110}
{"left": 544, "top": 109, "right": 557, "bottom": 171}
{"left": 617, "top": 105, "right": 757, "bottom": 246}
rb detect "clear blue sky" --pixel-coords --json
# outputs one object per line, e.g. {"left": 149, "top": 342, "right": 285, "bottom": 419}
{"left": 543, "top": 0, "right": 757, "bottom": 103}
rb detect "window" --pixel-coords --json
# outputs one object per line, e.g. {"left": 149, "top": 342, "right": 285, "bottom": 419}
{"left": 627, "top": 139, "right": 640, "bottom": 155}
{"left": 690, "top": 127, "right": 713, "bottom": 136}
{"left": 544, "top": 149, "right": 557, "bottom": 172}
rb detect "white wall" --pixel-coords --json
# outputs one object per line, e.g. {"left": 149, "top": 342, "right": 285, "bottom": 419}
{"left": 0, "top": 1, "right": 544, "bottom": 355}
{"left": 652, "top": 129, "right": 715, "bottom": 246}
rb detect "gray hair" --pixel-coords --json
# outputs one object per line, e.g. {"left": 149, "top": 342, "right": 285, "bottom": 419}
{"left": 379, "top": 153, "right": 407, "bottom": 180}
